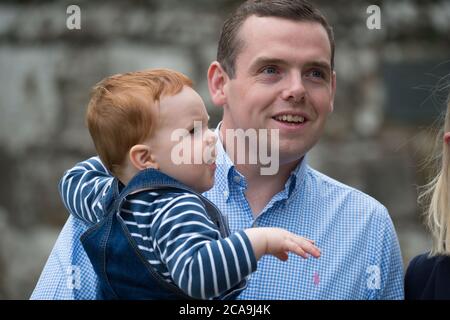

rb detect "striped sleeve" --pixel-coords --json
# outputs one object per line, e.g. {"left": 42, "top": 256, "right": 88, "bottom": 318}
{"left": 58, "top": 156, "right": 114, "bottom": 225}
{"left": 151, "top": 193, "right": 257, "bottom": 300}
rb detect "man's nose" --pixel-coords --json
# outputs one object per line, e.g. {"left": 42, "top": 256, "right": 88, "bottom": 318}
{"left": 281, "top": 72, "right": 306, "bottom": 103}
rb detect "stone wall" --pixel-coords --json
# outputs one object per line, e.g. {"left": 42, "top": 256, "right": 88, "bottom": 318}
{"left": 0, "top": 0, "right": 449, "bottom": 298}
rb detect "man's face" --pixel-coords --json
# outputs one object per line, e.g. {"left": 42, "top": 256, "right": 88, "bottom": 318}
{"left": 221, "top": 16, "right": 336, "bottom": 166}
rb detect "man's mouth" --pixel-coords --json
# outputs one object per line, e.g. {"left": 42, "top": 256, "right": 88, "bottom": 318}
{"left": 272, "top": 114, "right": 306, "bottom": 124}
{"left": 271, "top": 111, "right": 310, "bottom": 129}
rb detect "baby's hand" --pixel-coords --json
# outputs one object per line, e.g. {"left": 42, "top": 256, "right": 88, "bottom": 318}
{"left": 244, "top": 227, "right": 321, "bottom": 261}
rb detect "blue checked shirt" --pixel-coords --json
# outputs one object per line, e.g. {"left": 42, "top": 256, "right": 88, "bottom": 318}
{"left": 32, "top": 130, "right": 404, "bottom": 300}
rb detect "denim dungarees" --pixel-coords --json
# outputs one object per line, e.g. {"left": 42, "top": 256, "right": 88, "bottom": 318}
{"left": 81, "top": 168, "right": 232, "bottom": 300}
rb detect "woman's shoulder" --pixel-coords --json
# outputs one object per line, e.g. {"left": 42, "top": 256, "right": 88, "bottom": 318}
{"left": 405, "top": 252, "right": 450, "bottom": 300}
{"left": 407, "top": 252, "right": 450, "bottom": 273}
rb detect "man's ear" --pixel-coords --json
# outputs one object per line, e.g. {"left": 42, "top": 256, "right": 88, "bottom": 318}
{"left": 207, "top": 61, "right": 229, "bottom": 107}
{"left": 330, "top": 71, "right": 337, "bottom": 113}
{"left": 129, "top": 144, "right": 159, "bottom": 170}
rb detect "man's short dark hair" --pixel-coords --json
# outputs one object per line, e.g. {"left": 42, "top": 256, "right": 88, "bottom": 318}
{"left": 217, "top": 0, "right": 335, "bottom": 78}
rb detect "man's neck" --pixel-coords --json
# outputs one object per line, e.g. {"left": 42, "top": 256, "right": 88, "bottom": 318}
{"left": 235, "top": 161, "right": 300, "bottom": 218}
{"left": 218, "top": 122, "right": 302, "bottom": 217}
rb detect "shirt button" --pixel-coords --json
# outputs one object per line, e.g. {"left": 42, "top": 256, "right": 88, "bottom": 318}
{"left": 223, "top": 190, "right": 229, "bottom": 197}
{"left": 233, "top": 176, "right": 241, "bottom": 183}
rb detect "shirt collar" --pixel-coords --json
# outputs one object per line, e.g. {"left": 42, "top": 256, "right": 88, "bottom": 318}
{"left": 214, "top": 121, "right": 235, "bottom": 201}
{"left": 213, "top": 121, "right": 308, "bottom": 202}
{"left": 283, "top": 155, "right": 308, "bottom": 200}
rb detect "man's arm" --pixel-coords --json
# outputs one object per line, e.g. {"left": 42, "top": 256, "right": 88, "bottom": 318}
{"left": 31, "top": 156, "right": 111, "bottom": 300}
{"left": 59, "top": 156, "right": 114, "bottom": 225}
{"left": 374, "top": 207, "right": 405, "bottom": 300}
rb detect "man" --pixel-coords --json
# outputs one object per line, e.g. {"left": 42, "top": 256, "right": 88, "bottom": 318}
{"left": 32, "top": 0, "right": 404, "bottom": 299}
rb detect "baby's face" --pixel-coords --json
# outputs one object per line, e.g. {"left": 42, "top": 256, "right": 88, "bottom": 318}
{"left": 147, "top": 86, "right": 217, "bottom": 193}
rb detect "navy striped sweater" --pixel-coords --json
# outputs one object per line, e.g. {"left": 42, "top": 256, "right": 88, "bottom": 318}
{"left": 59, "top": 157, "right": 257, "bottom": 299}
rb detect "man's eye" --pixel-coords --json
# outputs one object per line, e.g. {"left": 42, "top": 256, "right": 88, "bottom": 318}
{"left": 310, "top": 69, "right": 324, "bottom": 78}
{"left": 189, "top": 128, "right": 195, "bottom": 135}
{"left": 262, "top": 66, "right": 278, "bottom": 75}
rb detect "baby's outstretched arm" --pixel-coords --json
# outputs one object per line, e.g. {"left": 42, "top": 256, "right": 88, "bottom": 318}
{"left": 244, "top": 227, "right": 321, "bottom": 261}
{"left": 151, "top": 195, "right": 320, "bottom": 300}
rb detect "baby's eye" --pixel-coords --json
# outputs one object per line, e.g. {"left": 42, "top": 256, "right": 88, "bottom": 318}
{"left": 189, "top": 127, "right": 195, "bottom": 135}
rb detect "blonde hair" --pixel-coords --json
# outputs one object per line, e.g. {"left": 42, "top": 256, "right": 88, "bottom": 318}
{"left": 86, "top": 69, "right": 193, "bottom": 175}
{"left": 418, "top": 84, "right": 450, "bottom": 256}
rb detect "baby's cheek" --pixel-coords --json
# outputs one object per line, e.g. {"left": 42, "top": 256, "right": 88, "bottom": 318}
{"left": 190, "top": 137, "right": 204, "bottom": 163}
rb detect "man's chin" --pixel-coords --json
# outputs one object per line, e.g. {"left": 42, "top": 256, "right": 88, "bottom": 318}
{"left": 277, "top": 144, "right": 312, "bottom": 164}
{"left": 278, "top": 154, "right": 305, "bottom": 167}
{"left": 278, "top": 143, "right": 310, "bottom": 157}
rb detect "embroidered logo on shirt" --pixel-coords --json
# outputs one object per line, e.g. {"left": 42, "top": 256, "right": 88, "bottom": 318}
{"left": 313, "top": 271, "right": 320, "bottom": 286}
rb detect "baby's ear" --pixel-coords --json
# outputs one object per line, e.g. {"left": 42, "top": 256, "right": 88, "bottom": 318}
{"left": 129, "top": 145, "right": 159, "bottom": 170}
